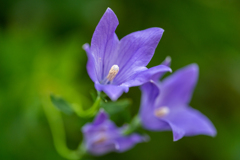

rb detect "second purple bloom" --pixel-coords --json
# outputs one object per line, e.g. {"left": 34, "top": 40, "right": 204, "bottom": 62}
{"left": 82, "top": 110, "right": 146, "bottom": 155}
{"left": 140, "top": 63, "right": 217, "bottom": 141}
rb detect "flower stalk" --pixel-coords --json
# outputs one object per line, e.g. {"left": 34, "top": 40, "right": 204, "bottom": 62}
{"left": 43, "top": 93, "right": 102, "bottom": 159}
{"left": 42, "top": 97, "right": 81, "bottom": 159}
{"left": 72, "top": 92, "right": 101, "bottom": 118}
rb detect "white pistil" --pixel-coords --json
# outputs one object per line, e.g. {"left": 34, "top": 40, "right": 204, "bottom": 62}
{"left": 106, "top": 65, "right": 119, "bottom": 83}
{"left": 154, "top": 107, "right": 169, "bottom": 118}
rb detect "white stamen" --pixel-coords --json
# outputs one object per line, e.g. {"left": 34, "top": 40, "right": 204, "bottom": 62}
{"left": 106, "top": 65, "right": 119, "bottom": 82}
{"left": 154, "top": 107, "right": 169, "bottom": 118}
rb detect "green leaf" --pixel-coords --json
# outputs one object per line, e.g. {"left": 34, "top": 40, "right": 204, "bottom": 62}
{"left": 101, "top": 99, "right": 131, "bottom": 115}
{"left": 50, "top": 94, "right": 73, "bottom": 115}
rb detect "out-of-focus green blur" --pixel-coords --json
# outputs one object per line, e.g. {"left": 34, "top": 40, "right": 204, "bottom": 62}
{"left": 1, "top": 0, "right": 240, "bottom": 159}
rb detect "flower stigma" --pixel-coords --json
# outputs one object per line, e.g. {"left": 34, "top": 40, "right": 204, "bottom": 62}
{"left": 105, "top": 65, "right": 119, "bottom": 84}
{"left": 154, "top": 107, "right": 170, "bottom": 118}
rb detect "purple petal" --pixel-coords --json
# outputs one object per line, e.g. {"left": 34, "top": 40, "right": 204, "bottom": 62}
{"left": 90, "top": 8, "right": 119, "bottom": 82}
{"left": 122, "top": 64, "right": 172, "bottom": 87}
{"left": 112, "top": 28, "right": 164, "bottom": 84}
{"left": 161, "top": 107, "right": 217, "bottom": 141}
{"left": 87, "top": 140, "right": 118, "bottom": 156}
{"left": 83, "top": 43, "right": 98, "bottom": 82}
{"left": 151, "top": 56, "right": 172, "bottom": 81}
{"left": 115, "top": 134, "right": 146, "bottom": 152}
{"left": 158, "top": 64, "right": 199, "bottom": 108}
{"left": 93, "top": 109, "right": 109, "bottom": 125}
{"left": 82, "top": 110, "right": 121, "bottom": 155}
{"left": 95, "top": 83, "right": 129, "bottom": 101}
{"left": 82, "top": 110, "right": 110, "bottom": 134}
{"left": 140, "top": 82, "right": 171, "bottom": 130}
{"left": 82, "top": 109, "right": 117, "bottom": 132}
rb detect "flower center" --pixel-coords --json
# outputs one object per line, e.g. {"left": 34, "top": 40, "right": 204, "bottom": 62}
{"left": 105, "top": 65, "right": 119, "bottom": 84}
{"left": 94, "top": 135, "right": 108, "bottom": 144}
{"left": 154, "top": 107, "right": 169, "bottom": 118}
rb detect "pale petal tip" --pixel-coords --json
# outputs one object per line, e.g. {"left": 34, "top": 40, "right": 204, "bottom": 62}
{"left": 110, "top": 94, "right": 120, "bottom": 101}
{"left": 188, "top": 63, "right": 199, "bottom": 72}
{"left": 164, "top": 65, "right": 172, "bottom": 73}
{"left": 152, "top": 27, "right": 164, "bottom": 33}
{"left": 173, "top": 137, "right": 181, "bottom": 142}
{"left": 99, "top": 108, "right": 106, "bottom": 114}
{"left": 209, "top": 126, "right": 217, "bottom": 137}
{"left": 211, "top": 131, "right": 217, "bottom": 137}
{"left": 165, "top": 56, "right": 171, "bottom": 63}
{"left": 159, "top": 28, "right": 165, "bottom": 33}
{"left": 82, "top": 43, "right": 89, "bottom": 50}
{"left": 100, "top": 7, "right": 119, "bottom": 28}
{"left": 104, "top": 88, "right": 122, "bottom": 101}
{"left": 106, "top": 7, "right": 113, "bottom": 12}
{"left": 152, "top": 27, "right": 165, "bottom": 37}
{"left": 173, "top": 133, "right": 184, "bottom": 142}
{"left": 104, "top": 7, "right": 118, "bottom": 20}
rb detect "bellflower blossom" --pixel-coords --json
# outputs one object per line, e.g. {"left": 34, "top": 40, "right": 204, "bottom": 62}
{"left": 140, "top": 63, "right": 217, "bottom": 141}
{"left": 82, "top": 110, "right": 146, "bottom": 155}
{"left": 83, "top": 8, "right": 171, "bottom": 100}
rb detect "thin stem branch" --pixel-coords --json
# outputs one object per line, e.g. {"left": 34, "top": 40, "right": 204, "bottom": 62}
{"left": 72, "top": 92, "right": 101, "bottom": 118}
{"left": 42, "top": 98, "right": 81, "bottom": 159}
{"left": 42, "top": 92, "right": 102, "bottom": 159}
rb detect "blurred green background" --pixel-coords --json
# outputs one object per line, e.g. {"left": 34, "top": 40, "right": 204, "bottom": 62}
{"left": 1, "top": 0, "right": 240, "bottom": 159}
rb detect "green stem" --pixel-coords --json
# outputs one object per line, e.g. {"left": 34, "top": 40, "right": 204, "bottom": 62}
{"left": 42, "top": 93, "right": 102, "bottom": 159}
{"left": 42, "top": 98, "right": 84, "bottom": 159}
{"left": 72, "top": 92, "right": 101, "bottom": 118}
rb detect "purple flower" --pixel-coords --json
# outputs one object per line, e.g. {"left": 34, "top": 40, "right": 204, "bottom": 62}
{"left": 82, "top": 110, "right": 146, "bottom": 156}
{"left": 83, "top": 8, "right": 171, "bottom": 101}
{"left": 140, "top": 63, "right": 217, "bottom": 141}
